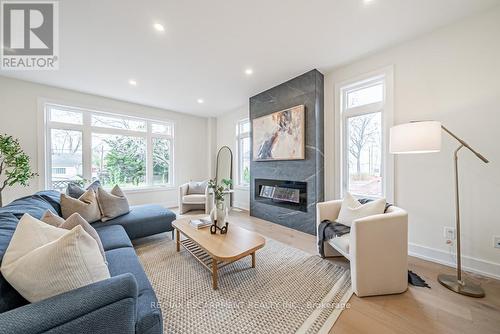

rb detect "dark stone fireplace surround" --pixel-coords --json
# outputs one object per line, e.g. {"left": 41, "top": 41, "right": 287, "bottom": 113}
{"left": 249, "top": 70, "right": 324, "bottom": 235}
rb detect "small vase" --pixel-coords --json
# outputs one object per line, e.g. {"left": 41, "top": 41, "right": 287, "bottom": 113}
{"left": 215, "top": 202, "right": 226, "bottom": 228}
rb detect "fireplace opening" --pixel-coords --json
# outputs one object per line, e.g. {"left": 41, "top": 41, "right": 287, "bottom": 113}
{"left": 254, "top": 178, "right": 307, "bottom": 212}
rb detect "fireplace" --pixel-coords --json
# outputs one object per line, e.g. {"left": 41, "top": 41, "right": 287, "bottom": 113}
{"left": 254, "top": 179, "right": 307, "bottom": 212}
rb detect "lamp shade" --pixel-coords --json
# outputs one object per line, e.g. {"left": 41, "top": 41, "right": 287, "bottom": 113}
{"left": 390, "top": 121, "right": 442, "bottom": 154}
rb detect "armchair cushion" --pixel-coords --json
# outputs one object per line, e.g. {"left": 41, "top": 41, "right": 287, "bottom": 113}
{"left": 187, "top": 180, "right": 208, "bottom": 195}
{"left": 337, "top": 193, "right": 386, "bottom": 226}
{"left": 182, "top": 194, "right": 206, "bottom": 204}
{"left": 327, "top": 234, "right": 350, "bottom": 258}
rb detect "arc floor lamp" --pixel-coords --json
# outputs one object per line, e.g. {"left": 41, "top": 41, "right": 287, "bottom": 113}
{"left": 389, "top": 121, "right": 489, "bottom": 298}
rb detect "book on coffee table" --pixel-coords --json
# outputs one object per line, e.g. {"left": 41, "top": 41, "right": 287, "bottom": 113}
{"left": 190, "top": 217, "right": 211, "bottom": 229}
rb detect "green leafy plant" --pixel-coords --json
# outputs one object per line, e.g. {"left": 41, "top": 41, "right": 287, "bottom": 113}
{"left": 0, "top": 134, "right": 38, "bottom": 206}
{"left": 208, "top": 179, "right": 224, "bottom": 203}
{"left": 221, "top": 178, "right": 232, "bottom": 189}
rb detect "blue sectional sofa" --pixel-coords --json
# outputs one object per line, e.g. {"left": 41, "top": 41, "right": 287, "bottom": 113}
{"left": 0, "top": 191, "right": 176, "bottom": 334}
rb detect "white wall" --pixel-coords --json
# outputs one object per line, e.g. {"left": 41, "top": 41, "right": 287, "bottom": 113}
{"left": 0, "top": 76, "right": 210, "bottom": 207}
{"left": 325, "top": 7, "right": 500, "bottom": 278}
{"left": 216, "top": 104, "right": 250, "bottom": 210}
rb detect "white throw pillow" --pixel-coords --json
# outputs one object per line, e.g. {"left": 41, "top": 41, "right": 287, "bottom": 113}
{"left": 336, "top": 193, "right": 386, "bottom": 227}
{"left": 0, "top": 214, "right": 110, "bottom": 303}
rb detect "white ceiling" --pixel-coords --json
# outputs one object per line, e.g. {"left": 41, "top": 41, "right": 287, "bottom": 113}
{"left": 1, "top": 0, "right": 499, "bottom": 116}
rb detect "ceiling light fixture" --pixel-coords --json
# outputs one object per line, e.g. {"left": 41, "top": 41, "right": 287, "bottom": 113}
{"left": 197, "top": 98, "right": 204, "bottom": 104}
{"left": 244, "top": 68, "right": 254, "bottom": 75}
{"left": 153, "top": 23, "right": 165, "bottom": 32}
{"left": 128, "top": 79, "right": 137, "bottom": 86}
{"left": 363, "top": 0, "right": 375, "bottom": 5}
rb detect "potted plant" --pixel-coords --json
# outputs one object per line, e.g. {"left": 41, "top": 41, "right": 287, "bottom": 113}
{"left": 0, "top": 134, "right": 38, "bottom": 207}
{"left": 208, "top": 178, "right": 232, "bottom": 234}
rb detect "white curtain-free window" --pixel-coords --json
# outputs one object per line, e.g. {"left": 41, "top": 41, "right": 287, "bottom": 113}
{"left": 43, "top": 103, "right": 174, "bottom": 191}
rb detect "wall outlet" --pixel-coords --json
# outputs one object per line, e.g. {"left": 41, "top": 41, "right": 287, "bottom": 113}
{"left": 494, "top": 236, "right": 500, "bottom": 249}
{"left": 444, "top": 227, "right": 456, "bottom": 241}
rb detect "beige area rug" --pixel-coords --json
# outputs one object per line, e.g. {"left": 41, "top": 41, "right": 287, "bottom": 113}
{"left": 135, "top": 236, "right": 352, "bottom": 334}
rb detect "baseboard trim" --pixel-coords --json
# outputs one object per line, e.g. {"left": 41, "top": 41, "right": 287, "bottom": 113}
{"left": 408, "top": 243, "right": 500, "bottom": 280}
{"left": 233, "top": 201, "right": 249, "bottom": 211}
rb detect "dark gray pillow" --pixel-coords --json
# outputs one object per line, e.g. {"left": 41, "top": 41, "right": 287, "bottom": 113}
{"left": 66, "top": 180, "right": 101, "bottom": 199}
{"left": 187, "top": 180, "right": 208, "bottom": 195}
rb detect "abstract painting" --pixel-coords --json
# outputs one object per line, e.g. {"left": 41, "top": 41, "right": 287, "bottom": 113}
{"left": 252, "top": 105, "right": 305, "bottom": 161}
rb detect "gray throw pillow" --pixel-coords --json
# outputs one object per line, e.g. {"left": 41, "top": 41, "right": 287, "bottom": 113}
{"left": 41, "top": 210, "right": 106, "bottom": 262}
{"left": 67, "top": 180, "right": 101, "bottom": 199}
{"left": 187, "top": 180, "right": 208, "bottom": 195}
{"left": 97, "top": 185, "right": 130, "bottom": 222}
{"left": 60, "top": 189, "right": 102, "bottom": 223}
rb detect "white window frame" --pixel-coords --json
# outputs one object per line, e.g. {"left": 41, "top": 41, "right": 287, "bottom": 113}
{"left": 236, "top": 118, "right": 250, "bottom": 188}
{"left": 334, "top": 66, "right": 394, "bottom": 202}
{"left": 39, "top": 100, "right": 175, "bottom": 191}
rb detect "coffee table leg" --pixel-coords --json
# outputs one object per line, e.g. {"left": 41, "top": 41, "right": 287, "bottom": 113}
{"left": 176, "top": 229, "right": 180, "bottom": 252}
{"left": 212, "top": 258, "right": 218, "bottom": 290}
{"left": 251, "top": 252, "right": 256, "bottom": 268}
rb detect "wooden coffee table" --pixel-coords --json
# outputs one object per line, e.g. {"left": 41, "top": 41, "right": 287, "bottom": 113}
{"left": 172, "top": 218, "right": 265, "bottom": 290}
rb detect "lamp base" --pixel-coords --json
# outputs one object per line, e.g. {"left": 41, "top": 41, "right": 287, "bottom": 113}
{"left": 438, "top": 274, "right": 485, "bottom": 298}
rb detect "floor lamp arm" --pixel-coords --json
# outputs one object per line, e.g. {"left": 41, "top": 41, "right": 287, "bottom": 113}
{"left": 441, "top": 125, "right": 489, "bottom": 163}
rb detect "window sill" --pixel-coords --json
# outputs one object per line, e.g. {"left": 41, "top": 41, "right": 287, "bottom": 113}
{"left": 120, "top": 185, "right": 176, "bottom": 194}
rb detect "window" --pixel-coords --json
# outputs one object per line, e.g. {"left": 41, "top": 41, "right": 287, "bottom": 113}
{"left": 44, "top": 103, "right": 174, "bottom": 191}
{"left": 339, "top": 71, "right": 393, "bottom": 200}
{"left": 236, "top": 119, "right": 250, "bottom": 187}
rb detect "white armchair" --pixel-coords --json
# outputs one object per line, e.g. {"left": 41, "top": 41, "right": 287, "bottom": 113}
{"left": 317, "top": 199, "right": 408, "bottom": 297}
{"left": 179, "top": 181, "right": 212, "bottom": 214}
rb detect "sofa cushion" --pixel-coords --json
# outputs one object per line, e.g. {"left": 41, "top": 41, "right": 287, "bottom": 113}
{"left": 67, "top": 180, "right": 101, "bottom": 199}
{"left": 0, "top": 212, "right": 28, "bottom": 313}
{"left": 328, "top": 234, "right": 350, "bottom": 259}
{"left": 105, "top": 247, "right": 152, "bottom": 294}
{"left": 61, "top": 189, "right": 101, "bottom": 223}
{"left": 97, "top": 186, "right": 130, "bottom": 222}
{"left": 41, "top": 211, "right": 106, "bottom": 262}
{"left": 92, "top": 204, "right": 176, "bottom": 240}
{"left": 95, "top": 225, "right": 133, "bottom": 251}
{"left": 182, "top": 194, "right": 206, "bottom": 204}
{"left": 1, "top": 214, "right": 110, "bottom": 303}
{"left": 0, "top": 195, "right": 57, "bottom": 220}
{"left": 35, "top": 190, "right": 62, "bottom": 216}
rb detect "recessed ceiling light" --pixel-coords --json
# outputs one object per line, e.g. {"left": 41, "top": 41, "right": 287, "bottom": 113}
{"left": 128, "top": 79, "right": 137, "bottom": 86}
{"left": 363, "top": 0, "right": 375, "bottom": 5}
{"left": 197, "top": 98, "right": 204, "bottom": 104}
{"left": 153, "top": 23, "right": 165, "bottom": 32}
{"left": 244, "top": 68, "right": 254, "bottom": 75}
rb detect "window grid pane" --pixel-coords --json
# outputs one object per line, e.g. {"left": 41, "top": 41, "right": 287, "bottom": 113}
{"left": 49, "top": 108, "right": 83, "bottom": 124}
{"left": 346, "top": 111, "right": 382, "bottom": 197}
{"left": 152, "top": 137, "right": 171, "bottom": 185}
{"left": 152, "top": 123, "right": 172, "bottom": 136}
{"left": 91, "top": 134, "right": 147, "bottom": 188}
{"left": 50, "top": 129, "right": 83, "bottom": 191}
{"left": 91, "top": 114, "right": 147, "bottom": 132}
{"left": 347, "top": 83, "right": 383, "bottom": 109}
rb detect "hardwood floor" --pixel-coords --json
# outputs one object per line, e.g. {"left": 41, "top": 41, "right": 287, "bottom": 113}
{"left": 173, "top": 209, "right": 500, "bottom": 334}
